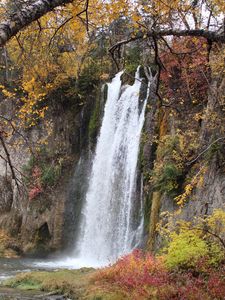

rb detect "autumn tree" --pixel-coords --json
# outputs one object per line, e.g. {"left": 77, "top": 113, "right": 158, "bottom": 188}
{"left": 0, "top": 0, "right": 224, "bottom": 186}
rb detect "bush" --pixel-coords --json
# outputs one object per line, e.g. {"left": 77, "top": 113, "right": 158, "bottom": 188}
{"left": 154, "top": 162, "right": 182, "bottom": 195}
{"left": 164, "top": 230, "right": 208, "bottom": 269}
{"left": 159, "top": 209, "right": 225, "bottom": 270}
{"left": 41, "top": 164, "right": 61, "bottom": 187}
{"left": 93, "top": 249, "right": 225, "bottom": 300}
{"left": 22, "top": 147, "right": 62, "bottom": 200}
{"left": 151, "top": 135, "right": 185, "bottom": 196}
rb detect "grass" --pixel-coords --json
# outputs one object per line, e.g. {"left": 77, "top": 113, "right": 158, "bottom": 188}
{"left": 4, "top": 248, "right": 224, "bottom": 299}
{"left": 3, "top": 268, "right": 125, "bottom": 300}
{"left": 5, "top": 269, "right": 91, "bottom": 296}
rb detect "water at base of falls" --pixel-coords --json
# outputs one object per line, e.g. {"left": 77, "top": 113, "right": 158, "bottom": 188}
{"left": 35, "top": 67, "right": 149, "bottom": 269}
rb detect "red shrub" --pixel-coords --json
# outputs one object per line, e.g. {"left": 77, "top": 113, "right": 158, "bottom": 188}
{"left": 93, "top": 250, "right": 225, "bottom": 300}
{"left": 207, "top": 271, "right": 225, "bottom": 299}
{"left": 95, "top": 250, "right": 170, "bottom": 298}
{"left": 28, "top": 185, "right": 43, "bottom": 201}
{"left": 28, "top": 166, "right": 43, "bottom": 201}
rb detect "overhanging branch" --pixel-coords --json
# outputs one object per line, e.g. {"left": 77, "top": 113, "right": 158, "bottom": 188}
{"left": 109, "top": 29, "right": 225, "bottom": 54}
{"left": 0, "top": 0, "right": 73, "bottom": 47}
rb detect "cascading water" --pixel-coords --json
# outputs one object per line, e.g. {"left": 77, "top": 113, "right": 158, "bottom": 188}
{"left": 74, "top": 67, "right": 149, "bottom": 266}
{"left": 34, "top": 67, "right": 151, "bottom": 269}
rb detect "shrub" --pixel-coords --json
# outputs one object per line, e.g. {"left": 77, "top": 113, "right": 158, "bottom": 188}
{"left": 151, "top": 135, "right": 185, "bottom": 196}
{"left": 159, "top": 209, "right": 225, "bottom": 270}
{"left": 28, "top": 185, "right": 43, "bottom": 201}
{"left": 28, "top": 166, "right": 43, "bottom": 201}
{"left": 94, "top": 250, "right": 170, "bottom": 299}
{"left": 154, "top": 162, "right": 182, "bottom": 195}
{"left": 40, "top": 164, "right": 61, "bottom": 187}
{"left": 22, "top": 147, "right": 63, "bottom": 200}
{"left": 93, "top": 249, "right": 225, "bottom": 300}
{"left": 164, "top": 230, "right": 208, "bottom": 269}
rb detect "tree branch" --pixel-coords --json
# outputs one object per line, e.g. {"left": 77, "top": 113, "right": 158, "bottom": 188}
{"left": 187, "top": 137, "right": 224, "bottom": 166}
{"left": 0, "top": 114, "right": 33, "bottom": 154}
{"left": 76, "top": 0, "right": 89, "bottom": 33}
{"left": 0, "top": 134, "right": 20, "bottom": 191}
{"left": 48, "top": 16, "right": 74, "bottom": 47}
{"left": 0, "top": 0, "right": 73, "bottom": 47}
{"left": 109, "top": 29, "right": 225, "bottom": 54}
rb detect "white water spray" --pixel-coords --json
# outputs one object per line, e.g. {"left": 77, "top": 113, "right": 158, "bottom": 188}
{"left": 34, "top": 67, "right": 151, "bottom": 269}
{"left": 74, "top": 67, "right": 149, "bottom": 266}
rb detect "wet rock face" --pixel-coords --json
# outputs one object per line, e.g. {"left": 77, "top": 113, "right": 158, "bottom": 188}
{"left": 181, "top": 160, "right": 225, "bottom": 219}
{"left": 62, "top": 153, "right": 92, "bottom": 251}
{"left": 159, "top": 160, "right": 225, "bottom": 219}
{"left": 0, "top": 83, "right": 100, "bottom": 256}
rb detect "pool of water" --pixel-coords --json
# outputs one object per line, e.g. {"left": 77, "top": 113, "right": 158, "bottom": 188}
{"left": 0, "top": 258, "right": 40, "bottom": 282}
{"left": 0, "top": 255, "right": 105, "bottom": 284}
{"left": 0, "top": 258, "right": 76, "bottom": 299}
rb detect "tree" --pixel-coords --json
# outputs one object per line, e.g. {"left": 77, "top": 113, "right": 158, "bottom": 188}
{"left": 0, "top": 0, "right": 224, "bottom": 188}
{"left": 0, "top": 0, "right": 224, "bottom": 47}
{"left": 0, "top": 0, "right": 74, "bottom": 47}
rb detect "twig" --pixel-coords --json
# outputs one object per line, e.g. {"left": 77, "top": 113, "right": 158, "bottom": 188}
{"left": 0, "top": 135, "right": 21, "bottom": 191}
{"left": 160, "top": 36, "right": 201, "bottom": 56}
{"left": 0, "top": 153, "right": 28, "bottom": 181}
{"left": 76, "top": 0, "right": 89, "bottom": 33}
{"left": 187, "top": 137, "right": 224, "bottom": 166}
{"left": 49, "top": 16, "right": 74, "bottom": 48}
{"left": 191, "top": 226, "right": 225, "bottom": 249}
{"left": 0, "top": 114, "right": 33, "bottom": 155}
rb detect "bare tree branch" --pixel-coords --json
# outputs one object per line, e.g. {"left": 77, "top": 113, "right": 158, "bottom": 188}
{"left": 187, "top": 137, "right": 224, "bottom": 166}
{"left": 109, "top": 29, "right": 225, "bottom": 55}
{"left": 0, "top": 115, "right": 33, "bottom": 154}
{"left": 76, "top": 0, "right": 89, "bottom": 33}
{"left": 48, "top": 16, "right": 74, "bottom": 47}
{"left": 0, "top": 134, "right": 20, "bottom": 191}
{"left": 0, "top": 153, "right": 28, "bottom": 183}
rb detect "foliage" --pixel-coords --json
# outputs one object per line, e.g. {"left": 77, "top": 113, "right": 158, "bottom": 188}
{"left": 160, "top": 37, "right": 209, "bottom": 105}
{"left": 93, "top": 250, "right": 170, "bottom": 299}
{"left": 93, "top": 249, "right": 225, "bottom": 300}
{"left": 40, "top": 164, "right": 61, "bottom": 187}
{"left": 95, "top": 249, "right": 167, "bottom": 287}
{"left": 151, "top": 135, "right": 185, "bottom": 196}
{"left": 158, "top": 209, "right": 225, "bottom": 270}
{"left": 23, "top": 148, "right": 63, "bottom": 200}
{"left": 28, "top": 166, "right": 43, "bottom": 201}
{"left": 124, "top": 46, "right": 141, "bottom": 76}
{"left": 175, "top": 165, "right": 207, "bottom": 206}
{"left": 0, "top": 0, "right": 223, "bottom": 124}
{"left": 164, "top": 229, "right": 208, "bottom": 269}
{"left": 154, "top": 162, "right": 182, "bottom": 195}
{"left": 3, "top": 251, "right": 225, "bottom": 299}
{"left": 77, "top": 60, "right": 101, "bottom": 98}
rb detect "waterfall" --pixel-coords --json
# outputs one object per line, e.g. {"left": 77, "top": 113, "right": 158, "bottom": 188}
{"left": 74, "top": 67, "right": 149, "bottom": 266}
